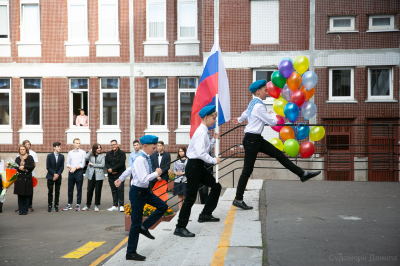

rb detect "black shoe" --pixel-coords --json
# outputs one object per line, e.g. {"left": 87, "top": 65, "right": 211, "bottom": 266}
{"left": 47, "top": 205, "right": 52, "bottom": 212}
{"left": 29, "top": 206, "right": 34, "bottom": 212}
{"left": 300, "top": 171, "right": 321, "bottom": 182}
{"left": 54, "top": 206, "right": 59, "bottom": 212}
{"left": 140, "top": 227, "right": 155, "bottom": 240}
{"left": 174, "top": 227, "right": 195, "bottom": 237}
{"left": 15, "top": 208, "right": 19, "bottom": 212}
{"left": 232, "top": 199, "right": 253, "bottom": 210}
{"left": 198, "top": 213, "right": 220, "bottom": 223}
{"left": 126, "top": 252, "right": 146, "bottom": 261}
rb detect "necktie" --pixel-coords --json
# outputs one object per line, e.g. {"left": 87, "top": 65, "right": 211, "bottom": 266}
{"left": 138, "top": 151, "right": 153, "bottom": 173}
{"left": 247, "top": 98, "right": 267, "bottom": 118}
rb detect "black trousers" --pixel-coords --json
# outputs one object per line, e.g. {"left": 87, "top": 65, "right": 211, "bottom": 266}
{"left": 108, "top": 177, "right": 124, "bottom": 206}
{"left": 235, "top": 133, "right": 304, "bottom": 201}
{"left": 47, "top": 178, "right": 62, "bottom": 206}
{"left": 18, "top": 195, "right": 30, "bottom": 214}
{"left": 68, "top": 170, "right": 83, "bottom": 205}
{"left": 87, "top": 175, "right": 103, "bottom": 206}
{"left": 176, "top": 159, "right": 221, "bottom": 228}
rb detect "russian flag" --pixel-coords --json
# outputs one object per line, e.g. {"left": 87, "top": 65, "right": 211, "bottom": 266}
{"left": 190, "top": 43, "right": 230, "bottom": 138}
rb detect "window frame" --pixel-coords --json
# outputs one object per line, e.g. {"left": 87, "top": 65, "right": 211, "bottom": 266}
{"left": 0, "top": 78, "right": 11, "bottom": 128}
{"left": 67, "top": 0, "right": 88, "bottom": 43}
{"left": 253, "top": 69, "right": 275, "bottom": 104}
{"left": 147, "top": 77, "right": 167, "bottom": 129}
{"left": 98, "top": 0, "right": 119, "bottom": 43}
{"left": 329, "top": 16, "right": 355, "bottom": 32}
{"left": 328, "top": 68, "right": 355, "bottom": 102}
{"left": 22, "top": 78, "right": 42, "bottom": 129}
{"left": 20, "top": 0, "right": 41, "bottom": 42}
{"left": 0, "top": 0, "right": 10, "bottom": 44}
{"left": 368, "top": 67, "right": 394, "bottom": 101}
{"left": 69, "top": 78, "right": 89, "bottom": 128}
{"left": 146, "top": 0, "right": 167, "bottom": 41}
{"left": 100, "top": 78, "right": 119, "bottom": 128}
{"left": 368, "top": 15, "right": 395, "bottom": 31}
{"left": 177, "top": 0, "right": 197, "bottom": 41}
{"left": 178, "top": 77, "right": 197, "bottom": 129}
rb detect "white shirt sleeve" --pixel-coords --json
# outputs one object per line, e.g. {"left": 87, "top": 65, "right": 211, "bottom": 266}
{"left": 134, "top": 157, "right": 159, "bottom": 184}
{"left": 253, "top": 104, "right": 278, "bottom": 126}
{"left": 195, "top": 131, "right": 217, "bottom": 165}
{"left": 237, "top": 109, "right": 249, "bottom": 123}
{"left": 119, "top": 167, "right": 133, "bottom": 182}
{"left": 66, "top": 151, "right": 71, "bottom": 168}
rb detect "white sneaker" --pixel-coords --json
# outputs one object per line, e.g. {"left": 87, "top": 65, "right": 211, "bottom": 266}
{"left": 82, "top": 205, "right": 90, "bottom": 211}
{"left": 119, "top": 206, "right": 124, "bottom": 212}
{"left": 107, "top": 206, "right": 118, "bottom": 211}
{"left": 94, "top": 205, "right": 99, "bottom": 212}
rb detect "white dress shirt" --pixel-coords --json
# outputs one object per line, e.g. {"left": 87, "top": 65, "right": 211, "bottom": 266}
{"left": 119, "top": 150, "right": 159, "bottom": 188}
{"left": 18, "top": 150, "right": 39, "bottom": 177}
{"left": 66, "top": 148, "right": 86, "bottom": 169}
{"left": 158, "top": 153, "right": 163, "bottom": 166}
{"left": 186, "top": 123, "right": 217, "bottom": 164}
{"left": 238, "top": 97, "right": 278, "bottom": 135}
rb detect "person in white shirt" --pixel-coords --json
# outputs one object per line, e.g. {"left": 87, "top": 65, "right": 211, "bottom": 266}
{"left": 62, "top": 138, "right": 86, "bottom": 212}
{"left": 174, "top": 105, "right": 221, "bottom": 238}
{"left": 115, "top": 135, "right": 167, "bottom": 262}
{"left": 231, "top": 80, "right": 321, "bottom": 210}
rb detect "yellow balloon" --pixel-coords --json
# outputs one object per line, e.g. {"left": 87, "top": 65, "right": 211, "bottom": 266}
{"left": 278, "top": 94, "right": 285, "bottom": 100}
{"left": 269, "top": 138, "right": 284, "bottom": 151}
{"left": 310, "top": 126, "right": 325, "bottom": 142}
{"left": 273, "top": 99, "right": 288, "bottom": 117}
{"left": 294, "top": 55, "right": 309, "bottom": 75}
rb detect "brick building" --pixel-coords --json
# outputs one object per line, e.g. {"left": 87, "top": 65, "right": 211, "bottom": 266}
{"left": 0, "top": 0, "right": 399, "bottom": 181}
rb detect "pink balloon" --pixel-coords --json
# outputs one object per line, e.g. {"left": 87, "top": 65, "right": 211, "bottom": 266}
{"left": 271, "top": 115, "right": 285, "bottom": 132}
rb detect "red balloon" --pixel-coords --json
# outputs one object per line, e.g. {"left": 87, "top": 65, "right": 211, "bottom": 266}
{"left": 32, "top": 177, "right": 38, "bottom": 188}
{"left": 267, "top": 81, "right": 281, "bottom": 99}
{"left": 271, "top": 115, "right": 285, "bottom": 132}
{"left": 299, "top": 142, "right": 315, "bottom": 158}
{"left": 291, "top": 90, "right": 306, "bottom": 108}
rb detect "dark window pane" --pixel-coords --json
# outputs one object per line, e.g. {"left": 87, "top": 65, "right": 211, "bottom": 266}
{"left": 150, "top": 92, "right": 165, "bottom": 125}
{"left": 0, "top": 79, "right": 10, "bottom": 89}
{"left": 103, "top": 93, "right": 118, "bottom": 125}
{"left": 71, "top": 78, "right": 88, "bottom": 89}
{"left": 180, "top": 92, "right": 195, "bottom": 125}
{"left": 101, "top": 78, "right": 118, "bottom": 89}
{"left": 72, "top": 91, "right": 88, "bottom": 124}
{"left": 25, "top": 93, "right": 40, "bottom": 125}
{"left": 333, "top": 19, "right": 351, "bottom": 27}
{"left": 24, "top": 79, "right": 41, "bottom": 89}
{"left": 370, "top": 69, "right": 390, "bottom": 96}
{"left": 332, "top": 70, "right": 351, "bottom": 97}
{"left": 372, "top": 17, "right": 390, "bottom": 26}
{"left": 0, "top": 93, "right": 10, "bottom": 125}
{"left": 149, "top": 78, "right": 166, "bottom": 89}
{"left": 179, "top": 78, "right": 196, "bottom": 89}
{"left": 256, "top": 71, "right": 273, "bottom": 97}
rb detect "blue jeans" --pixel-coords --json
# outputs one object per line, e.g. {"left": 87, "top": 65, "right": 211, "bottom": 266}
{"left": 126, "top": 185, "right": 168, "bottom": 254}
{"left": 68, "top": 169, "right": 83, "bottom": 205}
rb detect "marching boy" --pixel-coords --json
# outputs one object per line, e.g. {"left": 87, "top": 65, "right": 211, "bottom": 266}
{"left": 232, "top": 80, "right": 321, "bottom": 210}
{"left": 115, "top": 135, "right": 167, "bottom": 261}
{"left": 174, "top": 105, "right": 222, "bottom": 238}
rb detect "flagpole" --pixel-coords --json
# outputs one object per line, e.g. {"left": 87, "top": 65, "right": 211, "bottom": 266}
{"left": 214, "top": 0, "right": 219, "bottom": 183}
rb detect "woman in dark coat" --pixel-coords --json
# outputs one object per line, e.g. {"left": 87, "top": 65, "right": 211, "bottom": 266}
{"left": 14, "top": 145, "right": 35, "bottom": 215}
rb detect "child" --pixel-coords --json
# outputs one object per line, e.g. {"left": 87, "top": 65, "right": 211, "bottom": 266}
{"left": 115, "top": 135, "right": 167, "bottom": 261}
{"left": 174, "top": 105, "right": 222, "bottom": 238}
{"left": 232, "top": 80, "right": 321, "bottom": 210}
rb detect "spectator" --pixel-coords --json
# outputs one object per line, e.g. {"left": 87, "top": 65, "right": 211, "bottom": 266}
{"left": 75, "top": 109, "right": 88, "bottom": 126}
{"left": 14, "top": 145, "right": 35, "bottom": 215}
{"left": 149, "top": 141, "right": 171, "bottom": 190}
{"left": 105, "top": 140, "right": 126, "bottom": 212}
{"left": 82, "top": 143, "right": 105, "bottom": 212}
{"left": 62, "top": 138, "right": 86, "bottom": 211}
{"left": 173, "top": 147, "right": 188, "bottom": 210}
{"left": 46, "top": 142, "right": 65, "bottom": 212}
{"left": 0, "top": 156, "right": 4, "bottom": 213}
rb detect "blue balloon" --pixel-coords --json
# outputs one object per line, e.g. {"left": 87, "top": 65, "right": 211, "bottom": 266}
{"left": 302, "top": 71, "right": 318, "bottom": 91}
{"left": 296, "top": 124, "right": 310, "bottom": 140}
{"left": 280, "top": 57, "right": 294, "bottom": 64}
{"left": 284, "top": 103, "right": 299, "bottom": 123}
{"left": 301, "top": 101, "right": 317, "bottom": 121}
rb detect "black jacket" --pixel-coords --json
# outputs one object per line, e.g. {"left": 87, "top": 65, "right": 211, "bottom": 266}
{"left": 14, "top": 155, "right": 35, "bottom": 196}
{"left": 150, "top": 151, "right": 171, "bottom": 182}
{"left": 105, "top": 148, "right": 126, "bottom": 179}
{"left": 46, "top": 153, "right": 65, "bottom": 180}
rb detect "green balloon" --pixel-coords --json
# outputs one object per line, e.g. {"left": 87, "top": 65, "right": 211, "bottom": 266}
{"left": 271, "top": 71, "right": 287, "bottom": 88}
{"left": 283, "top": 139, "right": 299, "bottom": 157}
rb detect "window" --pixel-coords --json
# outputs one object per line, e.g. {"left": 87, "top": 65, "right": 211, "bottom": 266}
{"left": 23, "top": 79, "right": 41, "bottom": 127}
{"left": 100, "top": 78, "right": 119, "bottom": 127}
{"left": 70, "top": 78, "right": 89, "bottom": 127}
{"left": 0, "top": 0, "right": 10, "bottom": 42}
{"left": 98, "top": 0, "right": 118, "bottom": 42}
{"left": 329, "top": 16, "right": 355, "bottom": 32}
{"left": 178, "top": 78, "right": 196, "bottom": 127}
{"left": 0, "top": 79, "right": 11, "bottom": 127}
{"left": 329, "top": 68, "right": 354, "bottom": 101}
{"left": 148, "top": 78, "right": 167, "bottom": 127}
{"left": 368, "top": 15, "right": 396, "bottom": 31}
{"left": 146, "top": 0, "right": 166, "bottom": 40}
{"left": 20, "top": 1, "right": 40, "bottom": 42}
{"left": 253, "top": 69, "right": 274, "bottom": 103}
{"left": 251, "top": 0, "right": 279, "bottom": 44}
{"left": 68, "top": 0, "right": 88, "bottom": 42}
{"left": 368, "top": 67, "right": 393, "bottom": 101}
{"left": 178, "top": 0, "right": 197, "bottom": 40}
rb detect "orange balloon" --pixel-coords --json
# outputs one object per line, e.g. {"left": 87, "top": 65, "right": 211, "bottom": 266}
{"left": 287, "top": 72, "right": 302, "bottom": 92}
{"left": 279, "top": 126, "right": 295, "bottom": 141}
{"left": 299, "top": 86, "right": 315, "bottom": 101}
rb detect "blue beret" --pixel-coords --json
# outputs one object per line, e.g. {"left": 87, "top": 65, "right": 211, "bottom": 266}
{"left": 249, "top": 80, "right": 267, "bottom": 93}
{"left": 140, "top": 135, "right": 158, "bottom": 144}
{"left": 199, "top": 105, "right": 216, "bottom": 118}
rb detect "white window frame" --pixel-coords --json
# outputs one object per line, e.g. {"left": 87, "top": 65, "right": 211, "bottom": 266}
{"left": 20, "top": 0, "right": 41, "bottom": 43}
{"left": 67, "top": 0, "right": 88, "bottom": 43}
{"left": 368, "top": 67, "right": 394, "bottom": 101}
{"left": 177, "top": 0, "right": 197, "bottom": 41}
{"left": 0, "top": 78, "right": 11, "bottom": 129}
{"left": 0, "top": 0, "right": 10, "bottom": 44}
{"left": 98, "top": 0, "right": 119, "bottom": 43}
{"left": 147, "top": 78, "right": 167, "bottom": 129}
{"left": 368, "top": 15, "right": 395, "bottom": 31}
{"left": 253, "top": 69, "right": 275, "bottom": 104}
{"left": 146, "top": 0, "right": 167, "bottom": 41}
{"left": 69, "top": 78, "right": 89, "bottom": 128}
{"left": 178, "top": 77, "right": 197, "bottom": 129}
{"left": 329, "top": 16, "right": 355, "bottom": 32}
{"left": 329, "top": 68, "right": 354, "bottom": 102}
{"left": 22, "top": 78, "right": 42, "bottom": 129}
{"left": 100, "top": 78, "right": 119, "bottom": 128}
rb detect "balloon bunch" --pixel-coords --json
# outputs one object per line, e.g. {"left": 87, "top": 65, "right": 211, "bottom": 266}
{"left": 267, "top": 56, "right": 325, "bottom": 158}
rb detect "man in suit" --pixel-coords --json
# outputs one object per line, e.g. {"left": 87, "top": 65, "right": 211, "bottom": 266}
{"left": 46, "top": 142, "right": 65, "bottom": 212}
{"left": 149, "top": 141, "right": 171, "bottom": 191}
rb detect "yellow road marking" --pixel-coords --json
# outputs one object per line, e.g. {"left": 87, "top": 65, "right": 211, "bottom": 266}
{"left": 211, "top": 204, "right": 237, "bottom": 266}
{"left": 89, "top": 236, "right": 128, "bottom": 266}
{"left": 62, "top": 241, "right": 106, "bottom": 259}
